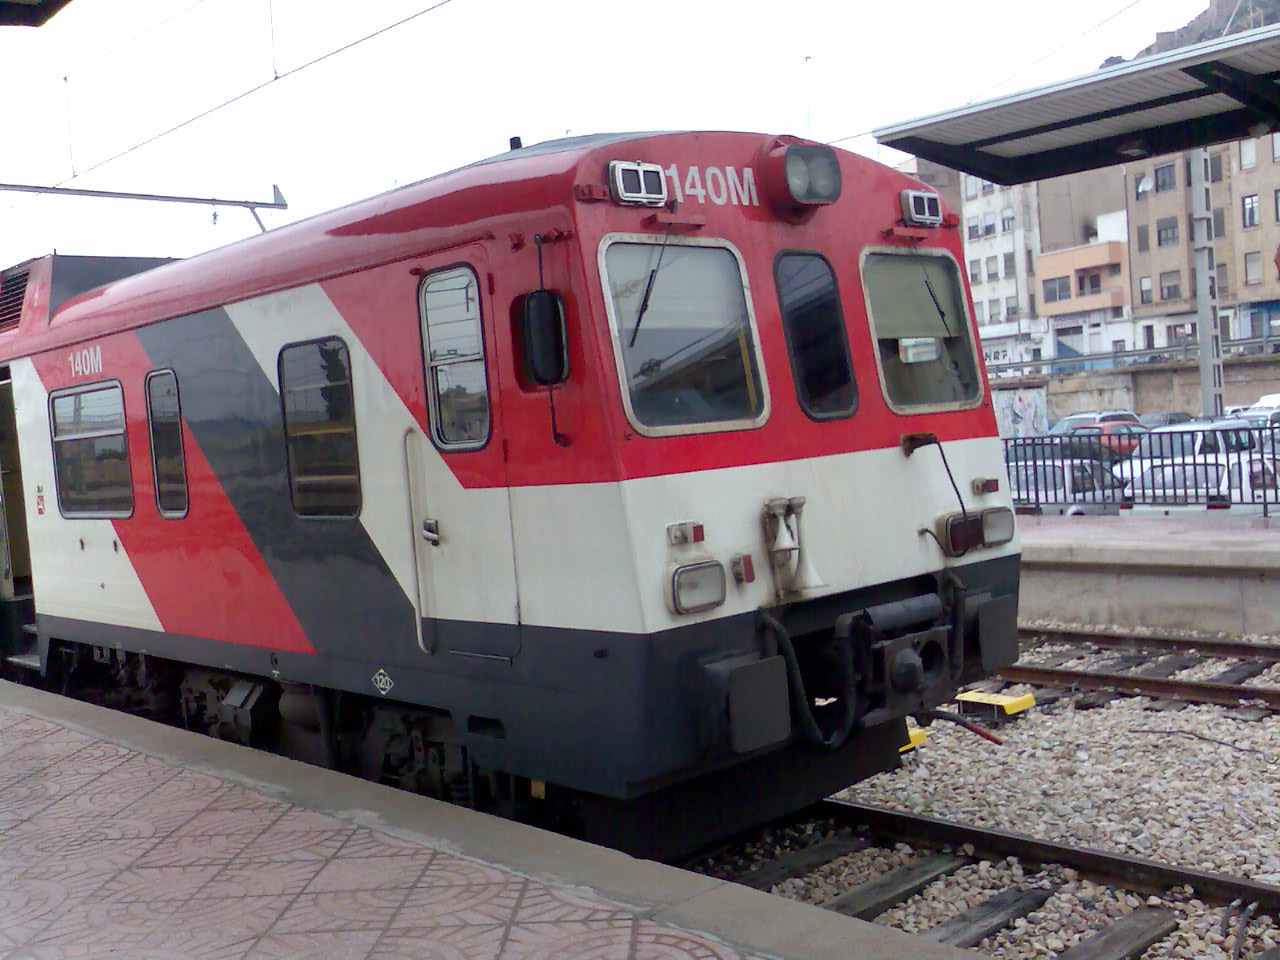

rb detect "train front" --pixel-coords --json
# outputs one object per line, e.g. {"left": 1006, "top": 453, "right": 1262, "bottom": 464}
{"left": 544, "top": 132, "right": 1019, "bottom": 854}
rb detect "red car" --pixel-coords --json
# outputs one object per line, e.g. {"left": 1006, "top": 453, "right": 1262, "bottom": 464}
{"left": 1070, "top": 421, "right": 1150, "bottom": 457}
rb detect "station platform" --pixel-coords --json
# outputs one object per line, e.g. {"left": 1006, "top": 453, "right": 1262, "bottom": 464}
{"left": 1017, "top": 514, "right": 1280, "bottom": 635}
{"left": 0, "top": 680, "right": 973, "bottom": 960}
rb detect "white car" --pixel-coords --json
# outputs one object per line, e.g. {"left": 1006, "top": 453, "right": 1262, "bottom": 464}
{"left": 1128, "top": 456, "right": 1280, "bottom": 515}
{"left": 1008, "top": 458, "right": 1128, "bottom": 515}
{"left": 1113, "top": 420, "right": 1260, "bottom": 486}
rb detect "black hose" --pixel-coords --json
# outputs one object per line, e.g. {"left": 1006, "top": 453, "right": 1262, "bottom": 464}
{"left": 759, "top": 611, "right": 859, "bottom": 751}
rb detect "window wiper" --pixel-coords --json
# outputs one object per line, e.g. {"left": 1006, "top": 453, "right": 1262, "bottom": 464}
{"left": 920, "top": 265, "right": 955, "bottom": 338}
{"left": 628, "top": 227, "right": 674, "bottom": 348}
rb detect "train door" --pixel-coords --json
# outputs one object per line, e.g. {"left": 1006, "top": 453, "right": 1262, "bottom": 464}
{"left": 0, "top": 371, "right": 34, "bottom": 658}
{"left": 404, "top": 261, "right": 521, "bottom": 659}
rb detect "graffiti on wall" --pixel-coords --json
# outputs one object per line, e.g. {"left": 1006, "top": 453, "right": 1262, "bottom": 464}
{"left": 993, "top": 387, "right": 1047, "bottom": 437}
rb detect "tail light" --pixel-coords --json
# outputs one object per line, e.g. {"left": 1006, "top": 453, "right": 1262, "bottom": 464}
{"left": 940, "top": 507, "right": 1016, "bottom": 555}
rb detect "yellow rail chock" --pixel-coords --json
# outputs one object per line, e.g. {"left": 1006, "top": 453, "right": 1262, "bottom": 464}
{"left": 899, "top": 726, "right": 927, "bottom": 753}
{"left": 955, "top": 690, "right": 1035, "bottom": 719}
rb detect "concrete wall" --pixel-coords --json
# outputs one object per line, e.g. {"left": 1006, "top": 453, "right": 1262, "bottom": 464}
{"left": 994, "top": 353, "right": 1280, "bottom": 418}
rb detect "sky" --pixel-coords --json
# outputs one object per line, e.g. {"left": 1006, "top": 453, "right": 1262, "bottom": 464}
{"left": 0, "top": 0, "right": 1215, "bottom": 267}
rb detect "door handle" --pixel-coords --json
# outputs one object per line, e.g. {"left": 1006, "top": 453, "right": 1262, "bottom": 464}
{"left": 422, "top": 518, "right": 441, "bottom": 545}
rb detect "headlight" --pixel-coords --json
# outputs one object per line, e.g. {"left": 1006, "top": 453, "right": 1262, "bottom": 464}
{"left": 671, "top": 561, "right": 727, "bottom": 614}
{"left": 764, "top": 141, "right": 842, "bottom": 212}
{"left": 981, "top": 507, "right": 1015, "bottom": 546}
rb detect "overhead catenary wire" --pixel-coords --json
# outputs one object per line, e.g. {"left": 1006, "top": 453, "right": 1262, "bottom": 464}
{"left": 0, "top": 0, "right": 461, "bottom": 218}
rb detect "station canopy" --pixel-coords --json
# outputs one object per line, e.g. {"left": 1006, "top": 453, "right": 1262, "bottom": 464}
{"left": 0, "top": 0, "right": 74, "bottom": 26}
{"left": 874, "top": 22, "right": 1280, "bottom": 185}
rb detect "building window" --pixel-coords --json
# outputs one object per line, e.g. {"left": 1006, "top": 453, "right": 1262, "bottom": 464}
{"left": 1003, "top": 252, "right": 1016, "bottom": 277}
{"left": 1139, "top": 276, "right": 1153, "bottom": 304}
{"left": 1005, "top": 296, "right": 1019, "bottom": 319}
{"left": 964, "top": 176, "right": 978, "bottom": 200}
{"left": 1242, "top": 139, "right": 1258, "bottom": 170}
{"left": 981, "top": 180, "right": 995, "bottom": 195}
{"left": 775, "top": 253, "right": 856, "bottom": 421}
{"left": 1001, "top": 208, "right": 1015, "bottom": 231}
{"left": 1159, "top": 270, "right": 1182, "bottom": 300}
{"left": 1026, "top": 249, "right": 1036, "bottom": 277}
{"left": 1109, "top": 264, "right": 1122, "bottom": 276}
{"left": 1143, "top": 325, "right": 1155, "bottom": 349}
{"left": 972, "top": 300, "right": 984, "bottom": 323}
{"left": 279, "top": 338, "right": 361, "bottom": 518}
{"left": 988, "top": 298, "right": 1001, "bottom": 322}
{"left": 1156, "top": 217, "right": 1179, "bottom": 247}
{"left": 1154, "top": 163, "right": 1176, "bottom": 192}
{"left": 1136, "top": 224, "right": 1149, "bottom": 252}
{"left": 1213, "top": 207, "right": 1225, "bottom": 238}
{"left": 1042, "top": 277, "right": 1070, "bottom": 302}
{"left": 982, "top": 212, "right": 996, "bottom": 236}
{"left": 420, "top": 265, "right": 492, "bottom": 446}
{"left": 1133, "top": 172, "right": 1149, "bottom": 201}
{"left": 966, "top": 217, "right": 980, "bottom": 241}
{"left": 145, "top": 371, "right": 188, "bottom": 517}
{"left": 1218, "top": 263, "right": 1229, "bottom": 297}
{"left": 1112, "top": 339, "right": 1126, "bottom": 352}
{"left": 968, "top": 259, "right": 980, "bottom": 283}
{"left": 1275, "top": 189, "right": 1280, "bottom": 221}
{"left": 1243, "top": 194, "right": 1260, "bottom": 228}
{"left": 1077, "top": 273, "right": 1102, "bottom": 295}
{"left": 1245, "top": 251, "right": 1263, "bottom": 285}
{"left": 985, "top": 256, "right": 999, "bottom": 282}
{"left": 50, "top": 382, "right": 132, "bottom": 517}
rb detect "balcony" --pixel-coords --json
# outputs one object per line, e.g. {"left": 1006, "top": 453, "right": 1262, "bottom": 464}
{"left": 1040, "top": 284, "right": 1127, "bottom": 317}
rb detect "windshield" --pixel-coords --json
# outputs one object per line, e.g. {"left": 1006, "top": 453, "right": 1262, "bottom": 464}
{"left": 1134, "top": 431, "right": 1199, "bottom": 460}
{"left": 862, "top": 252, "right": 980, "bottom": 408}
{"left": 604, "top": 240, "right": 764, "bottom": 430}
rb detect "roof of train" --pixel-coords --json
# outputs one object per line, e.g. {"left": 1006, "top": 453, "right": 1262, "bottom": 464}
{"left": 36, "top": 133, "right": 649, "bottom": 337}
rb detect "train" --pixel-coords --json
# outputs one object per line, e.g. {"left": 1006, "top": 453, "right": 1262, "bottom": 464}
{"left": 0, "top": 130, "right": 1020, "bottom": 858}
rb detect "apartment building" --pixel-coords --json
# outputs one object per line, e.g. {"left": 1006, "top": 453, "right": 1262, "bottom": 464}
{"left": 1125, "top": 136, "right": 1280, "bottom": 352}
{"left": 959, "top": 175, "right": 1044, "bottom": 371}
{"left": 1035, "top": 216, "right": 1131, "bottom": 361}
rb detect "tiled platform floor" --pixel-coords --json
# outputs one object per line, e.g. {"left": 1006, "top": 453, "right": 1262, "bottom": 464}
{"left": 0, "top": 706, "right": 760, "bottom": 960}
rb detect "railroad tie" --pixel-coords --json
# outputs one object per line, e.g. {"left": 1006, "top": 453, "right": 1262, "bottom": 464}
{"left": 1051, "top": 907, "right": 1177, "bottom": 960}
{"left": 820, "top": 853, "right": 966, "bottom": 920}
{"left": 734, "top": 835, "right": 870, "bottom": 891}
{"left": 921, "top": 885, "right": 1058, "bottom": 948}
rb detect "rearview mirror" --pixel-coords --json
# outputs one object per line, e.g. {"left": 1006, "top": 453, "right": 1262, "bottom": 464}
{"left": 520, "top": 290, "right": 568, "bottom": 386}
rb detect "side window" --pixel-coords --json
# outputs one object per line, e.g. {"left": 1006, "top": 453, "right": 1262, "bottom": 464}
{"left": 419, "top": 266, "right": 490, "bottom": 448}
{"left": 145, "top": 371, "right": 188, "bottom": 517}
{"left": 50, "top": 381, "right": 132, "bottom": 516}
{"left": 279, "top": 338, "right": 360, "bottom": 518}
{"left": 775, "top": 253, "right": 856, "bottom": 420}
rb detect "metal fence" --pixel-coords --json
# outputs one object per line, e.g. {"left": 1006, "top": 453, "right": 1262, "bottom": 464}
{"left": 1002, "top": 424, "right": 1280, "bottom": 517}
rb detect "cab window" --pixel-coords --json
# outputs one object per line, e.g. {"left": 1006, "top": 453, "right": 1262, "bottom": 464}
{"left": 862, "top": 252, "right": 981, "bottom": 409}
{"left": 775, "top": 252, "right": 856, "bottom": 420}
{"left": 419, "top": 266, "right": 490, "bottom": 448}
{"left": 603, "top": 238, "right": 765, "bottom": 433}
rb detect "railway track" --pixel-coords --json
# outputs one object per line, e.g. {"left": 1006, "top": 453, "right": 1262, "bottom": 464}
{"left": 694, "top": 799, "right": 1280, "bottom": 959}
{"left": 1003, "top": 625, "right": 1280, "bottom": 714}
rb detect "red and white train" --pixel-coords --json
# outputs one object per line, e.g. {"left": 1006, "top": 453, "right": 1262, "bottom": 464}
{"left": 0, "top": 131, "right": 1019, "bottom": 856}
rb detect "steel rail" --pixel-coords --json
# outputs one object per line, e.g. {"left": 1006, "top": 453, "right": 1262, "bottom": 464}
{"left": 822, "top": 799, "right": 1280, "bottom": 911}
{"left": 1019, "top": 625, "right": 1280, "bottom": 663}
{"left": 997, "top": 663, "right": 1280, "bottom": 707}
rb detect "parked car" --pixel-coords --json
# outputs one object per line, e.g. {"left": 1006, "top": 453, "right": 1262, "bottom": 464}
{"left": 1127, "top": 456, "right": 1280, "bottom": 515}
{"left": 1138, "top": 411, "right": 1193, "bottom": 428}
{"left": 1005, "top": 435, "right": 1124, "bottom": 466}
{"left": 1008, "top": 458, "right": 1129, "bottom": 515}
{"left": 1069, "top": 421, "right": 1149, "bottom": 457}
{"left": 1047, "top": 412, "right": 1101, "bottom": 435}
{"left": 1114, "top": 420, "right": 1260, "bottom": 484}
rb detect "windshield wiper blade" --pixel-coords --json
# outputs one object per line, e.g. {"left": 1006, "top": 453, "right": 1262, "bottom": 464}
{"left": 628, "top": 227, "right": 674, "bottom": 348}
{"left": 920, "top": 266, "right": 955, "bottom": 338}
